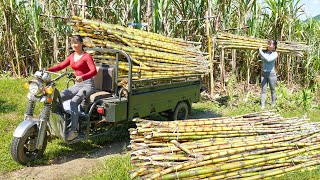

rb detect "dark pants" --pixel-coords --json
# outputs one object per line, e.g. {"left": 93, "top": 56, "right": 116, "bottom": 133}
{"left": 261, "top": 72, "right": 277, "bottom": 107}
{"left": 61, "top": 78, "right": 95, "bottom": 131}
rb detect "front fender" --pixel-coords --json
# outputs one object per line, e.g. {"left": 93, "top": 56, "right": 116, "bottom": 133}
{"left": 13, "top": 119, "right": 39, "bottom": 137}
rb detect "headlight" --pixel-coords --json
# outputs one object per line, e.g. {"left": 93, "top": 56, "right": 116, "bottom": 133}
{"left": 29, "top": 82, "right": 41, "bottom": 95}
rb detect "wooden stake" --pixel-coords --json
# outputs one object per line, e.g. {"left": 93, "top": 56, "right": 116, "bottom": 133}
{"left": 81, "top": 0, "right": 86, "bottom": 18}
{"left": 13, "top": 35, "right": 20, "bottom": 77}
{"left": 287, "top": 54, "right": 291, "bottom": 84}
{"left": 246, "top": 57, "right": 249, "bottom": 90}
{"left": 232, "top": 49, "right": 236, "bottom": 74}
{"left": 207, "top": 0, "right": 216, "bottom": 98}
{"left": 205, "top": 11, "right": 214, "bottom": 98}
{"left": 53, "top": 33, "right": 58, "bottom": 63}
{"left": 146, "top": 0, "right": 152, "bottom": 32}
{"left": 211, "top": 37, "right": 216, "bottom": 98}
{"left": 69, "top": 0, "right": 75, "bottom": 16}
{"left": 65, "top": 35, "right": 69, "bottom": 58}
{"left": 221, "top": 47, "right": 225, "bottom": 91}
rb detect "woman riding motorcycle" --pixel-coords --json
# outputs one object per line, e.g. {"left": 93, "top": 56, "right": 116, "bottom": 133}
{"left": 48, "top": 35, "right": 97, "bottom": 140}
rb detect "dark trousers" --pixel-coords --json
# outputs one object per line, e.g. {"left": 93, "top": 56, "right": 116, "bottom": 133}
{"left": 61, "top": 78, "right": 95, "bottom": 131}
{"left": 261, "top": 72, "right": 277, "bottom": 107}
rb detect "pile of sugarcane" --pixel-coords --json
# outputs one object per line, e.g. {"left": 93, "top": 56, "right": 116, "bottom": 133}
{"left": 129, "top": 111, "right": 320, "bottom": 179}
{"left": 68, "top": 16, "right": 209, "bottom": 79}
{"left": 215, "top": 32, "right": 309, "bottom": 56}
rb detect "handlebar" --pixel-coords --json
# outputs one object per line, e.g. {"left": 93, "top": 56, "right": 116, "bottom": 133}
{"left": 66, "top": 73, "right": 76, "bottom": 79}
{"left": 52, "top": 72, "right": 67, "bottom": 82}
{"left": 44, "top": 71, "right": 74, "bottom": 82}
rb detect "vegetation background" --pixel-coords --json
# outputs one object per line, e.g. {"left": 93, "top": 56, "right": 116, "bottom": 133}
{"left": 0, "top": 0, "right": 319, "bottom": 87}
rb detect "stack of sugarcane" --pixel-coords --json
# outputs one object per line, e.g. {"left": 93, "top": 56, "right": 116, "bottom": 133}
{"left": 129, "top": 111, "right": 320, "bottom": 179}
{"left": 215, "top": 32, "right": 309, "bottom": 56}
{"left": 68, "top": 16, "right": 209, "bottom": 80}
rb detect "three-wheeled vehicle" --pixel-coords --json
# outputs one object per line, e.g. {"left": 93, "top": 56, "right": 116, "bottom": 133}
{"left": 11, "top": 48, "right": 200, "bottom": 164}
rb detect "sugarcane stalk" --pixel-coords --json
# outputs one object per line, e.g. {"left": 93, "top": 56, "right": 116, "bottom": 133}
{"left": 130, "top": 167, "right": 147, "bottom": 179}
{"left": 238, "top": 160, "right": 320, "bottom": 180}
{"left": 74, "top": 16, "right": 191, "bottom": 46}
{"left": 170, "top": 140, "right": 199, "bottom": 158}
{"left": 147, "top": 144, "right": 320, "bottom": 180}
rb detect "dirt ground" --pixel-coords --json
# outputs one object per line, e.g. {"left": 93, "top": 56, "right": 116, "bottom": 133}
{"left": 0, "top": 140, "right": 129, "bottom": 180}
{"left": 0, "top": 110, "right": 218, "bottom": 180}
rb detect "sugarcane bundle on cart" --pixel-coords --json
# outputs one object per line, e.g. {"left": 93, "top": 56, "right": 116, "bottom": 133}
{"left": 215, "top": 32, "right": 309, "bottom": 56}
{"left": 68, "top": 16, "right": 209, "bottom": 80}
{"left": 129, "top": 111, "right": 320, "bottom": 179}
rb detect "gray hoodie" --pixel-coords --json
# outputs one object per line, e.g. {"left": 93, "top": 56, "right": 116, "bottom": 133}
{"left": 259, "top": 49, "right": 278, "bottom": 73}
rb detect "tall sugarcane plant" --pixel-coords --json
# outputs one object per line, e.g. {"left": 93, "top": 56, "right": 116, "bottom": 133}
{"left": 0, "top": 0, "right": 18, "bottom": 77}
{"left": 0, "top": 0, "right": 319, "bottom": 87}
{"left": 0, "top": 0, "right": 70, "bottom": 76}
{"left": 31, "top": 0, "right": 43, "bottom": 70}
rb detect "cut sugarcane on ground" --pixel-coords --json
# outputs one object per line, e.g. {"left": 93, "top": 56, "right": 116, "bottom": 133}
{"left": 68, "top": 16, "right": 209, "bottom": 81}
{"left": 129, "top": 111, "right": 320, "bottom": 179}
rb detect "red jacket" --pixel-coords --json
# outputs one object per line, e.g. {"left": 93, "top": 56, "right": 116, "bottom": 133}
{"left": 48, "top": 52, "right": 97, "bottom": 81}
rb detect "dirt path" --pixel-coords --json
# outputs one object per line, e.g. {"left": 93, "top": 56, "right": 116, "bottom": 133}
{"left": 1, "top": 140, "right": 129, "bottom": 180}
{"left": 0, "top": 110, "right": 219, "bottom": 180}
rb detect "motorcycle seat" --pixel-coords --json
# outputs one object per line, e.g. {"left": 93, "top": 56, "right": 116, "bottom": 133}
{"left": 89, "top": 90, "right": 113, "bottom": 102}
{"left": 88, "top": 63, "right": 116, "bottom": 103}
{"left": 94, "top": 63, "right": 115, "bottom": 92}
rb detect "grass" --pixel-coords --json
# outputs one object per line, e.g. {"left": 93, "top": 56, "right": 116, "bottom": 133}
{"left": 0, "top": 78, "right": 29, "bottom": 172}
{"left": 0, "top": 77, "right": 320, "bottom": 179}
{"left": 272, "top": 167, "right": 320, "bottom": 180}
{"left": 79, "top": 154, "right": 132, "bottom": 180}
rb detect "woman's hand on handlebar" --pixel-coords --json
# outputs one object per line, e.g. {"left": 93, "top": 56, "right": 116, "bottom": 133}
{"left": 75, "top": 76, "right": 83, "bottom": 82}
{"left": 66, "top": 72, "right": 76, "bottom": 79}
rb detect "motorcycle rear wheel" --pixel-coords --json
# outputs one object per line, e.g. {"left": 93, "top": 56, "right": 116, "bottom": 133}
{"left": 11, "top": 126, "right": 47, "bottom": 164}
{"left": 170, "top": 101, "right": 189, "bottom": 120}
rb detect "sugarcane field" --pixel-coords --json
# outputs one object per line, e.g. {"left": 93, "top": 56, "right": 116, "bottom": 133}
{"left": 0, "top": 1, "right": 320, "bottom": 180}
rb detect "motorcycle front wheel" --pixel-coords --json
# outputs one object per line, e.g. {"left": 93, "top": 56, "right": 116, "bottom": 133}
{"left": 11, "top": 126, "right": 47, "bottom": 164}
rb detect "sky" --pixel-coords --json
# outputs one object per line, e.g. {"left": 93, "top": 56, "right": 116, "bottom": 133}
{"left": 257, "top": 0, "right": 320, "bottom": 20}
{"left": 297, "top": 0, "right": 320, "bottom": 19}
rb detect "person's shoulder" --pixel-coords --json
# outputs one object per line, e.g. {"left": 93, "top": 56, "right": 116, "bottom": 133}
{"left": 65, "top": 53, "right": 74, "bottom": 60}
{"left": 83, "top": 52, "right": 93, "bottom": 60}
{"left": 83, "top": 52, "right": 93, "bottom": 57}
{"left": 66, "top": 52, "right": 75, "bottom": 58}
